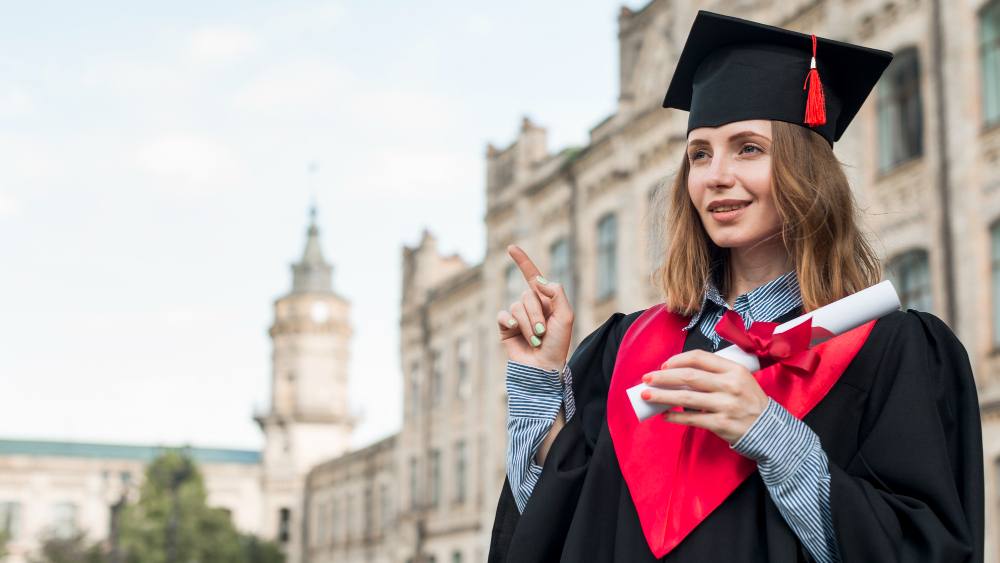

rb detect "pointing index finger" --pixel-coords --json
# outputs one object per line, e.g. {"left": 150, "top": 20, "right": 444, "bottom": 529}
{"left": 507, "top": 245, "right": 543, "bottom": 285}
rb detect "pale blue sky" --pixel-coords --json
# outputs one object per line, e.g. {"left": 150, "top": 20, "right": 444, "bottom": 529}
{"left": 0, "top": 1, "right": 643, "bottom": 449}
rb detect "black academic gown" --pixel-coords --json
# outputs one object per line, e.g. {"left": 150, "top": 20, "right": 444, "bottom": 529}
{"left": 489, "top": 307, "right": 984, "bottom": 562}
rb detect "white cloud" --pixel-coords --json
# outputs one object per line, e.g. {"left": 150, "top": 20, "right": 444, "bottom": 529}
{"left": 135, "top": 135, "right": 246, "bottom": 195}
{"left": 188, "top": 27, "right": 256, "bottom": 64}
{"left": 466, "top": 14, "right": 493, "bottom": 37}
{"left": 357, "top": 147, "right": 478, "bottom": 198}
{"left": 0, "top": 193, "right": 22, "bottom": 217}
{"left": 233, "top": 60, "right": 351, "bottom": 114}
{"left": 270, "top": 1, "right": 345, "bottom": 34}
{"left": 0, "top": 88, "right": 34, "bottom": 118}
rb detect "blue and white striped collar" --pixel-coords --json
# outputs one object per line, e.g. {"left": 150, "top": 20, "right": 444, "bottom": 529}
{"left": 682, "top": 270, "right": 802, "bottom": 332}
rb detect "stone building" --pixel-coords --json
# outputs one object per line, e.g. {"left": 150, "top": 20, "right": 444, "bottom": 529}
{"left": 303, "top": 0, "right": 1000, "bottom": 561}
{"left": 0, "top": 207, "right": 355, "bottom": 563}
{"left": 0, "top": 441, "right": 262, "bottom": 563}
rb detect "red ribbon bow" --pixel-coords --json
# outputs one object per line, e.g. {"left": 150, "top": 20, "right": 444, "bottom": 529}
{"left": 713, "top": 309, "right": 819, "bottom": 375}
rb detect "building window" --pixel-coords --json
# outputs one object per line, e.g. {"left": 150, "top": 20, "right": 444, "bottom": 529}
{"left": 430, "top": 350, "right": 443, "bottom": 407}
{"left": 549, "top": 237, "right": 574, "bottom": 306}
{"left": 278, "top": 507, "right": 291, "bottom": 543}
{"left": 886, "top": 249, "right": 933, "bottom": 312}
{"left": 409, "top": 361, "right": 420, "bottom": 419}
{"left": 315, "top": 503, "right": 326, "bottom": 546}
{"left": 505, "top": 263, "right": 521, "bottom": 308}
{"left": 50, "top": 502, "right": 77, "bottom": 539}
{"left": 877, "top": 47, "right": 923, "bottom": 171}
{"left": 331, "top": 498, "right": 340, "bottom": 543}
{"left": 0, "top": 502, "right": 21, "bottom": 540}
{"left": 452, "top": 551, "right": 463, "bottom": 563}
{"left": 379, "top": 483, "right": 391, "bottom": 531}
{"left": 982, "top": 0, "right": 1000, "bottom": 126}
{"left": 454, "top": 440, "right": 467, "bottom": 504}
{"left": 363, "top": 487, "right": 373, "bottom": 537}
{"left": 455, "top": 337, "right": 471, "bottom": 399}
{"left": 992, "top": 222, "right": 1000, "bottom": 348}
{"left": 429, "top": 449, "right": 441, "bottom": 508}
{"left": 409, "top": 457, "right": 419, "bottom": 510}
{"left": 596, "top": 213, "right": 618, "bottom": 300}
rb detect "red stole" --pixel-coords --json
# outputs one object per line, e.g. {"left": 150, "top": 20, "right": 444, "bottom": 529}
{"left": 606, "top": 304, "right": 875, "bottom": 558}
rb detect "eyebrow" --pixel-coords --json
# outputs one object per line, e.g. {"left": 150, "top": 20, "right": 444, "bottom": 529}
{"left": 687, "top": 130, "right": 771, "bottom": 147}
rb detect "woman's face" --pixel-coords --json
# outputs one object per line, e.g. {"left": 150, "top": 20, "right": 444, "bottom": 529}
{"left": 686, "top": 120, "right": 782, "bottom": 250}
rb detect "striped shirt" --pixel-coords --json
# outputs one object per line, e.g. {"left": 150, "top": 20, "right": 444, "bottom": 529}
{"left": 505, "top": 360, "right": 575, "bottom": 514}
{"left": 505, "top": 271, "right": 840, "bottom": 562}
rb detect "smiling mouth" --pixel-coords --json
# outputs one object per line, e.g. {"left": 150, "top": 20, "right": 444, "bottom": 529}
{"left": 709, "top": 202, "right": 751, "bottom": 213}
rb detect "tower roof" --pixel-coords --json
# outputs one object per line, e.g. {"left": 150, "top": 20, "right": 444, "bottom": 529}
{"left": 291, "top": 205, "right": 334, "bottom": 294}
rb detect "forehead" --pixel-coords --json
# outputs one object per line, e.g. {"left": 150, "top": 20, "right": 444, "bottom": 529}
{"left": 687, "top": 120, "right": 772, "bottom": 143}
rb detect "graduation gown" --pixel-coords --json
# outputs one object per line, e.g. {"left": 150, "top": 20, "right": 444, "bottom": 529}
{"left": 489, "top": 307, "right": 984, "bottom": 562}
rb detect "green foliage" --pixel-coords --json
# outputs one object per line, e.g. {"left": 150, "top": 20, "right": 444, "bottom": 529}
{"left": 116, "top": 449, "right": 284, "bottom": 563}
{"left": 240, "top": 534, "right": 285, "bottom": 563}
{"left": 29, "top": 531, "right": 104, "bottom": 563}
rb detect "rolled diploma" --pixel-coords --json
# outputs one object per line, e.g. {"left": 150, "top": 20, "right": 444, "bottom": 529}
{"left": 628, "top": 279, "right": 901, "bottom": 421}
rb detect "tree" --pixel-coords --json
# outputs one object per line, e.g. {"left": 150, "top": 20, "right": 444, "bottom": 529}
{"left": 29, "top": 530, "right": 103, "bottom": 563}
{"left": 118, "top": 450, "right": 284, "bottom": 563}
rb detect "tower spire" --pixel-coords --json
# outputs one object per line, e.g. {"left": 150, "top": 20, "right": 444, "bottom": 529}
{"left": 291, "top": 204, "right": 333, "bottom": 294}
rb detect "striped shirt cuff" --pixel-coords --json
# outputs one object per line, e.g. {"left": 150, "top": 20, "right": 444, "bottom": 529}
{"left": 506, "top": 360, "right": 563, "bottom": 418}
{"left": 731, "top": 398, "right": 817, "bottom": 480}
{"left": 505, "top": 360, "right": 571, "bottom": 513}
{"left": 731, "top": 398, "right": 839, "bottom": 563}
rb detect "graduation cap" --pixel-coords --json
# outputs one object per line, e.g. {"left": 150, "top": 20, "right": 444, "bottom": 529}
{"left": 662, "top": 11, "right": 894, "bottom": 144}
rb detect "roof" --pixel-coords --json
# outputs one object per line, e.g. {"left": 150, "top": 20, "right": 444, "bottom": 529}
{"left": 0, "top": 439, "right": 261, "bottom": 465}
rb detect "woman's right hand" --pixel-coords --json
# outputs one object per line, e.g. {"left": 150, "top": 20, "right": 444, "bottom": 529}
{"left": 497, "top": 245, "right": 575, "bottom": 372}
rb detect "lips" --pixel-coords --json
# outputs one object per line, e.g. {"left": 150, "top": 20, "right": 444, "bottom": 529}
{"left": 707, "top": 199, "right": 752, "bottom": 222}
{"left": 707, "top": 199, "right": 752, "bottom": 212}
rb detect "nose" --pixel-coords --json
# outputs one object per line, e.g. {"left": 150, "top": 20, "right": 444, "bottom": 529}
{"left": 705, "top": 153, "right": 736, "bottom": 190}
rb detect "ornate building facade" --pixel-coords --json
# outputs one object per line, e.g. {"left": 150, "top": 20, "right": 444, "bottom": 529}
{"left": 304, "top": 0, "right": 1000, "bottom": 561}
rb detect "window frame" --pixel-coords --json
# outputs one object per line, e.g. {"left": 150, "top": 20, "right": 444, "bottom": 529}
{"left": 876, "top": 46, "right": 924, "bottom": 173}
{"left": 596, "top": 212, "right": 619, "bottom": 301}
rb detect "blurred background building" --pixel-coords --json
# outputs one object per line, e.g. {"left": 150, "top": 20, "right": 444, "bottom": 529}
{"left": 3, "top": 0, "right": 1000, "bottom": 561}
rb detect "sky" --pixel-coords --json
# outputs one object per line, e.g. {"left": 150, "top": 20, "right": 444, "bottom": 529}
{"left": 0, "top": 0, "right": 643, "bottom": 451}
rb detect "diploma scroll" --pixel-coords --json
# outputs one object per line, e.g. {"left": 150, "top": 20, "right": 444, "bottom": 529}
{"left": 628, "top": 280, "right": 901, "bottom": 421}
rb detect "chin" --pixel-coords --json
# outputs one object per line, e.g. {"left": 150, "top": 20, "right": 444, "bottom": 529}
{"left": 706, "top": 233, "right": 749, "bottom": 248}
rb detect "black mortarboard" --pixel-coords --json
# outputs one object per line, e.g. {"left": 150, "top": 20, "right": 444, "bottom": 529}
{"left": 662, "top": 11, "right": 893, "bottom": 144}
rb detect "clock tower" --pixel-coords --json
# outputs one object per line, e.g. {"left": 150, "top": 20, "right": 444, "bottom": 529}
{"left": 257, "top": 205, "right": 353, "bottom": 563}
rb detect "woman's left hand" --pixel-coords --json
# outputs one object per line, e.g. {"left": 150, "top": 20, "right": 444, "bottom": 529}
{"left": 640, "top": 349, "right": 769, "bottom": 444}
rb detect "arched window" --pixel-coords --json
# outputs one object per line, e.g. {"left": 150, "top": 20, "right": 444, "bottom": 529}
{"left": 504, "top": 263, "right": 521, "bottom": 308}
{"left": 981, "top": 0, "right": 1000, "bottom": 126}
{"left": 886, "top": 249, "right": 933, "bottom": 312}
{"left": 877, "top": 47, "right": 923, "bottom": 171}
{"left": 991, "top": 221, "right": 1000, "bottom": 347}
{"left": 549, "top": 237, "right": 574, "bottom": 306}
{"left": 596, "top": 213, "right": 618, "bottom": 300}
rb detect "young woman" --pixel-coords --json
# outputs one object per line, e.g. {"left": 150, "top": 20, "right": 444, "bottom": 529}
{"left": 489, "top": 11, "right": 983, "bottom": 563}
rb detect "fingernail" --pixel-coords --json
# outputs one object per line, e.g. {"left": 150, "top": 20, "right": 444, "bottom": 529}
{"left": 536, "top": 275, "right": 548, "bottom": 284}
{"left": 641, "top": 390, "right": 651, "bottom": 401}
{"left": 641, "top": 374, "right": 651, "bottom": 384}
{"left": 507, "top": 318, "right": 517, "bottom": 328}
{"left": 534, "top": 322, "right": 545, "bottom": 335}
{"left": 530, "top": 335, "right": 541, "bottom": 347}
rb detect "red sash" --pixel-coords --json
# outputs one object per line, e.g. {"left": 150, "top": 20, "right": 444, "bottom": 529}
{"left": 606, "top": 304, "right": 874, "bottom": 557}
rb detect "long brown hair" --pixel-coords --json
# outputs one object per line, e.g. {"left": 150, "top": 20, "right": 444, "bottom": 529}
{"left": 649, "top": 120, "right": 881, "bottom": 314}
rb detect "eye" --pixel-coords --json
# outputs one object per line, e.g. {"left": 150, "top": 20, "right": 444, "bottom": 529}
{"left": 739, "top": 143, "right": 763, "bottom": 155}
{"left": 688, "top": 149, "right": 708, "bottom": 162}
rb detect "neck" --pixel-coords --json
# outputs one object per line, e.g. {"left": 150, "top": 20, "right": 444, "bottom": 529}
{"left": 724, "top": 237, "right": 793, "bottom": 307}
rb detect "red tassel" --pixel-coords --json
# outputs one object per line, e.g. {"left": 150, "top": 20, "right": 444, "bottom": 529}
{"left": 803, "top": 34, "right": 826, "bottom": 127}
